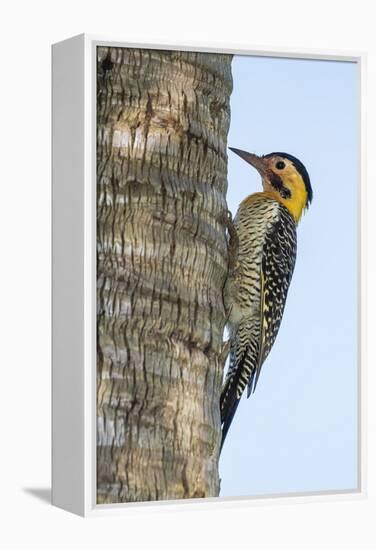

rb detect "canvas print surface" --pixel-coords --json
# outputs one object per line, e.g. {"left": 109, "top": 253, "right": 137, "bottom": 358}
{"left": 96, "top": 46, "right": 359, "bottom": 504}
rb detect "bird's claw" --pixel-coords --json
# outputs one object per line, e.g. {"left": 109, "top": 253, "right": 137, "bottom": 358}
{"left": 216, "top": 209, "right": 232, "bottom": 225}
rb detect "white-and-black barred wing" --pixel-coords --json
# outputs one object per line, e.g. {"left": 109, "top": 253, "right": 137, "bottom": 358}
{"left": 250, "top": 204, "right": 297, "bottom": 393}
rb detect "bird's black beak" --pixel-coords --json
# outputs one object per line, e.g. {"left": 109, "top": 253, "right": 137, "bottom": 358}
{"left": 229, "top": 147, "right": 268, "bottom": 178}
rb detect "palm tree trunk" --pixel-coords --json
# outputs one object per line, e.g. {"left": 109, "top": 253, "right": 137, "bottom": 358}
{"left": 96, "top": 46, "right": 233, "bottom": 504}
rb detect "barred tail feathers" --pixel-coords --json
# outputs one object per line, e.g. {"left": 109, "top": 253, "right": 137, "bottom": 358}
{"left": 220, "top": 338, "right": 259, "bottom": 452}
{"left": 219, "top": 357, "right": 242, "bottom": 452}
{"left": 220, "top": 395, "right": 240, "bottom": 452}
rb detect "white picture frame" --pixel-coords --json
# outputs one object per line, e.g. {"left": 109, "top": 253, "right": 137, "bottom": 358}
{"left": 52, "top": 33, "right": 366, "bottom": 517}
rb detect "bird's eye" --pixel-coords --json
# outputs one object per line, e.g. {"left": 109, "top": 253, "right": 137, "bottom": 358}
{"left": 276, "top": 161, "right": 285, "bottom": 170}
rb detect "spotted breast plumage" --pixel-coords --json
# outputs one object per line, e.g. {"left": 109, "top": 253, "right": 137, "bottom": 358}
{"left": 220, "top": 147, "right": 312, "bottom": 450}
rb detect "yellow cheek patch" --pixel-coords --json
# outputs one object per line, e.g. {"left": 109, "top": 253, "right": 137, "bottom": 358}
{"left": 278, "top": 171, "right": 308, "bottom": 223}
{"left": 241, "top": 171, "right": 308, "bottom": 223}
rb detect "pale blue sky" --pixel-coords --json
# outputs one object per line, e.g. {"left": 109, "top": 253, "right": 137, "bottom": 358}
{"left": 220, "top": 55, "right": 359, "bottom": 497}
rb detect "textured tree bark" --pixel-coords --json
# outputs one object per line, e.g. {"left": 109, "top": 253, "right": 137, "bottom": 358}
{"left": 96, "top": 46, "right": 233, "bottom": 504}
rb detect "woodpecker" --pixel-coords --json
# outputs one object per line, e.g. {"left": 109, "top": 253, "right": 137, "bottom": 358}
{"left": 220, "top": 147, "right": 313, "bottom": 450}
